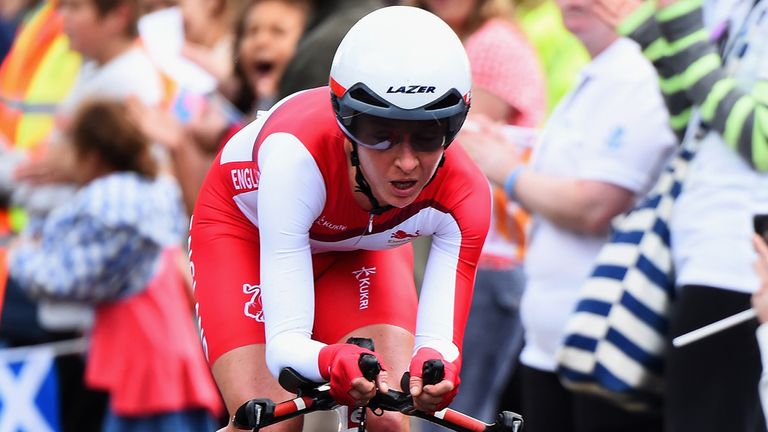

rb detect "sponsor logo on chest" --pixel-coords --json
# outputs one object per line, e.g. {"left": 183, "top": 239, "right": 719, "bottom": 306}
{"left": 314, "top": 215, "right": 347, "bottom": 231}
{"left": 387, "top": 229, "right": 421, "bottom": 245}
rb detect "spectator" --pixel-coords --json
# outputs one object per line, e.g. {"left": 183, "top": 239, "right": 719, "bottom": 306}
{"left": 753, "top": 232, "right": 768, "bottom": 427}
{"left": 13, "top": 0, "right": 166, "bottom": 189}
{"left": 129, "top": 0, "right": 310, "bottom": 213}
{"left": 9, "top": 0, "right": 168, "bottom": 326}
{"left": 0, "top": 2, "right": 83, "bottom": 430}
{"left": 406, "top": 0, "right": 547, "bottom": 426}
{"left": 228, "top": 0, "right": 310, "bottom": 113}
{"left": 129, "top": 0, "right": 229, "bottom": 216}
{"left": 0, "top": 0, "right": 81, "bottom": 195}
{"left": 8, "top": 98, "right": 222, "bottom": 432}
{"left": 3, "top": 0, "right": 172, "bottom": 428}
{"left": 592, "top": 0, "right": 768, "bottom": 429}
{"left": 513, "top": 0, "right": 589, "bottom": 113}
{"left": 177, "top": 0, "right": 239, "bottom": 83}
{"left": 460, "top": 0, "right": 677, "bottom": 429}
{"left": 276, "top": 0, "right": 385, "bottom": 99}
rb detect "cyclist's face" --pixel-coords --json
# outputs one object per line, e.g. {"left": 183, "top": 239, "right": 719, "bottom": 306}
{"left": 352, "top": 131, "right": 444, "bottom": 209}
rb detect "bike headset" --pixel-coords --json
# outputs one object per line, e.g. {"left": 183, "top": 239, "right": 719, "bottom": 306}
{"left": 329, "top": 5, "right": 472, "bottom": 214}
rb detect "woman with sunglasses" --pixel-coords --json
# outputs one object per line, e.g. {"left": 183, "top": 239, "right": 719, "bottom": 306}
{"left": 189, "top": 6, "right": 491, "bottom": 432}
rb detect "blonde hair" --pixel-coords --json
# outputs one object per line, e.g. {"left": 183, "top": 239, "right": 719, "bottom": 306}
{"left": 404, "top": 0, "right": 515, "bottom": 37}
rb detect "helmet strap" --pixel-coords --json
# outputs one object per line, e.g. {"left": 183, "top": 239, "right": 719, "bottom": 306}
{"left": 349, "top": 143, "right": 392, "bottom": 215}
{"left": 422, "top": 153, "right": 445, "bottom": 189}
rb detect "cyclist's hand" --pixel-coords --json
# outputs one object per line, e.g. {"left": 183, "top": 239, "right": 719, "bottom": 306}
{"left": 349, "top": 368, "right": 390, "bottom": 404}
{"left": 408, "top": 347, "right": 460, "bottom": 412}
{"left": 318, "top": 343, "right": 388, "bottom": 407}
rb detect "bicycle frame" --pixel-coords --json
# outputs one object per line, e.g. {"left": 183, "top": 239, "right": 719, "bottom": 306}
{"left": 232, "top": 368, "right": 524, "bottom": 432}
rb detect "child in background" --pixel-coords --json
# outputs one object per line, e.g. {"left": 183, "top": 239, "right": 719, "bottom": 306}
{"left": 8, "top": 98, "right": 222, "bottom": 432}
{"left": 13, "top": 0, "right": 166, "bottom": 188}
{"left": 227, "top": 0, "right": 310, "bottom": 113}
{"left": 177, "top": 0, "right": 238, "bottom": 83}
{"left": 129, "top": 0, "right": 310, "bottom": 212}
{"left": 6, "top": 0, "right": 173, "bottom": 429}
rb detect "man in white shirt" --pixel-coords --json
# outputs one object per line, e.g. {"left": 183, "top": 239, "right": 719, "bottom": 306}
{"left": 460, "top": 0, "right": 676, "bottom": 428}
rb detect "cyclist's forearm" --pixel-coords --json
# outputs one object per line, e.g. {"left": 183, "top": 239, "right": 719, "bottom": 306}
{"left": 419, "top": 234, "right": 483, "bottom": 363}
{"left": 265, "top": 332, "right": 326, "bottom": 382}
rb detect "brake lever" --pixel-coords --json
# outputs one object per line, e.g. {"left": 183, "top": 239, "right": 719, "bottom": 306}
{"left": 359, "top": 353, "right": 381, "bottom": 382}
{"left": 399, "top": 358, "right": 445, "bottom": 391}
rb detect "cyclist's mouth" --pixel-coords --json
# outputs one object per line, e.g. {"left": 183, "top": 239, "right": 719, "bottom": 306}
{"left": 390, "top": 180, "right": 418, "bottom": 196}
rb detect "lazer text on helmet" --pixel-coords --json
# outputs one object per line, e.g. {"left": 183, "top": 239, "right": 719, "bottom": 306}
{"left": 386, "top": 85, "right": 436, "bottom": 94}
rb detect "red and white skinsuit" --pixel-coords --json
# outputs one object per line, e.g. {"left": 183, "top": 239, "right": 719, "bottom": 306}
{"left": 190, "top": 87, "right": 491, "bottom": 384}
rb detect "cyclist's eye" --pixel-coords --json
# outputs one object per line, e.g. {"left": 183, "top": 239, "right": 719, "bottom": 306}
{"left": 413, "top": 133, "right": 439, "bottom": 142}
{"left": 373, "top": 133, "right": 392, "bottom": 143}
{"left": 411, "top": 135, "right": 444, "bottom": 152}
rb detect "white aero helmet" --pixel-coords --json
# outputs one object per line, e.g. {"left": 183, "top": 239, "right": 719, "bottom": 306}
{"left": 330, "top": 6, "right": 471, "bottom": 153}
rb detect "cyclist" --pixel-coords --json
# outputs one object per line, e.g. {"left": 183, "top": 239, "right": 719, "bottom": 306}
{"left": 189, "top": 6, "right": 492, "bottom": 431}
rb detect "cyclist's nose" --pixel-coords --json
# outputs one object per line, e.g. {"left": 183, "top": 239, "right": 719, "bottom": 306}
{"left": 394, "top": 138, "right": 419, "bottom": 172}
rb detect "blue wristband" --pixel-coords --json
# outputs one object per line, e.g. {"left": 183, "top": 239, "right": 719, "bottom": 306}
{"left": 503, "top": 167, "right": 524, "bottom": 200}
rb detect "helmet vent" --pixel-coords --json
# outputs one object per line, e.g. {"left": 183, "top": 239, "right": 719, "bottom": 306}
{"left": 424, "top": 92, "right": 462, "bottom": 111}
{"left": 349, "top": 87, "right": 389, "bottom": 108}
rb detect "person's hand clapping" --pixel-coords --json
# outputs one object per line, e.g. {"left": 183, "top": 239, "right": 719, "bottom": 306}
{"left": 458, "top": 115, "right": 525, "bottom": 187}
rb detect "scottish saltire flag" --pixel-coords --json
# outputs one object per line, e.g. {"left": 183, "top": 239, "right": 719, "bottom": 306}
{"left": 0, "top": 348, "right": 59, "bottom": 432}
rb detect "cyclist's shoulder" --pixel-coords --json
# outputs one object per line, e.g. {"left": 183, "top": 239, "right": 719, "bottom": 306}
{"left": 256, "top": 87, "right": 342, "bottom": 151}
{"left": 219, "top": 87, "right": 342, "bottom": 164}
